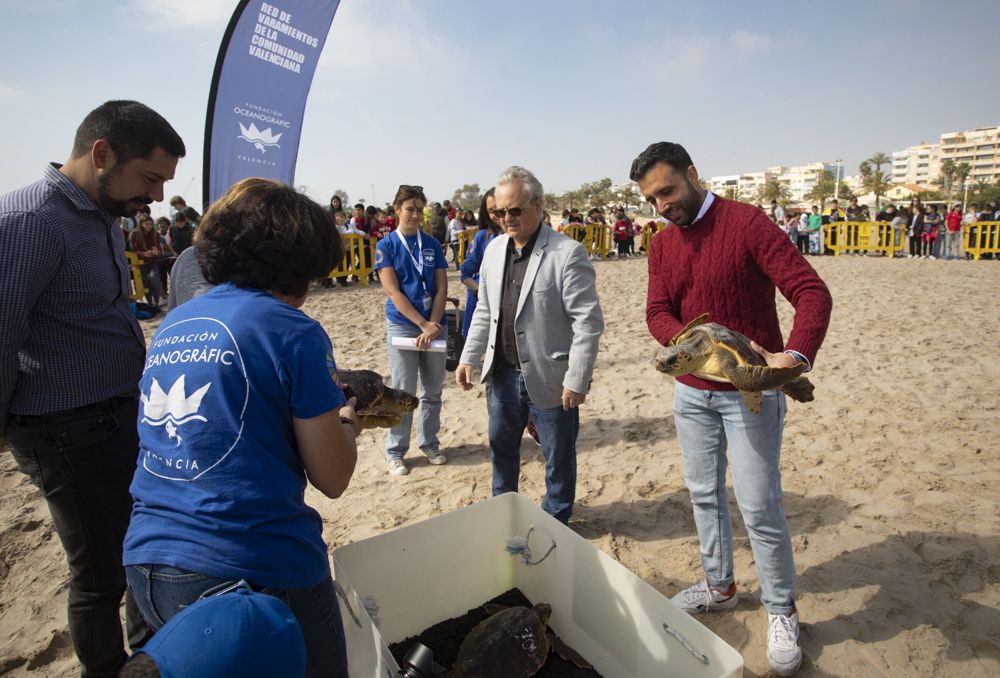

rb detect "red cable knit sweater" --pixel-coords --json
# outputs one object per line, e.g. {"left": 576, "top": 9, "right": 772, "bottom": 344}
{"left": 646, "top": 196, "right": 832, "bottom": 392}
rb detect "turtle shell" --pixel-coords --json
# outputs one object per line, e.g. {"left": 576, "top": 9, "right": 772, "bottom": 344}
{"left": 449, "top": 603, "right": 552, "bottom": 678}
{"left": 656, "top": 313, "right": 813, "bottom": 413}
{"left": 338, "top": 369, "right": 418, "bottom": 429}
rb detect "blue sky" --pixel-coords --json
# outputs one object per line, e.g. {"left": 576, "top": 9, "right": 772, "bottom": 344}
{"left": 2, "top": 0, "right": 999, "bottom": 213}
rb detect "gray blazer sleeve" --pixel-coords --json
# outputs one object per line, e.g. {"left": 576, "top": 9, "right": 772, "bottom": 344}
{"left": 560, "top": 243, "right": 604, "bottom": 394}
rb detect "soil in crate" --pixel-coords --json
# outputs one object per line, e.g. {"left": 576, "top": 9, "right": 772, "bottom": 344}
{"left": 388, "top": 588, "right": 601, "bottom": 677}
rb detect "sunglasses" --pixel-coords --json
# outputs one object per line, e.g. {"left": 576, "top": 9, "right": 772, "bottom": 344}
{"left": 492, "top": 201, "right": 534, "bottom": 220}
{"left": 398, "top": 184, "right": 424, "bottom": 192}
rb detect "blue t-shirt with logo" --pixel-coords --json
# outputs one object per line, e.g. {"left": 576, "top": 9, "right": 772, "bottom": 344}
{"left": 123, "top": 284, "right": 346, "bottom": 589}
{"left": 374, "top": 230, "right": 447, "bottom": 327}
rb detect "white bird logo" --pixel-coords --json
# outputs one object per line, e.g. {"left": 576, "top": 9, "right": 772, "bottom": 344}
{"left": 141, "top": 375, "right": 211, "bottom": 446}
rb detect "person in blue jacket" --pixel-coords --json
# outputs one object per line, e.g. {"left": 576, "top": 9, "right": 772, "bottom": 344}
{"left": 123, "top": 178, "right": 359, "bottom": 678}
{"left": 459, "top": 188, "right": 502, "bottom": 337}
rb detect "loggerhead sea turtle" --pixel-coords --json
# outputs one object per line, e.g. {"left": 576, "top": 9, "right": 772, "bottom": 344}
{"left": 448, "top": 603, "right": 592, "bottom": 678}
{"left": 654, "top": 313, "right": 815, "bottom": 414}
{"left": 338, "top": 370, "right": 418, "bottom": 429}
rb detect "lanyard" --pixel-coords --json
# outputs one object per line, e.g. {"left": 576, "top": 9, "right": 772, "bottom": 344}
{"left": 395, "top": 228, "right": 428, "bottom": 295}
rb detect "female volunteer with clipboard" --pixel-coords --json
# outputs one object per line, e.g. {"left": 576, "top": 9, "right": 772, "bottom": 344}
{"left": 375, "top": 185, "right": 450, "bottom": 476}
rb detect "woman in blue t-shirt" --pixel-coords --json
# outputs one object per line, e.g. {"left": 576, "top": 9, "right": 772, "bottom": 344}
{"left": 460, "top": 188, "right": 502, "bottom": 338}
{"left": 124, "top": 179, "right": 360, "bottom": 678}
{"left": 374, "top": 185, "right": 449, "bottom": 476}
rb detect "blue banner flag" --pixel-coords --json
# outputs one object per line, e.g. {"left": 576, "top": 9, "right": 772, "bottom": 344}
{"left": 203, "top": 0, "right": 340, "bottom": 207}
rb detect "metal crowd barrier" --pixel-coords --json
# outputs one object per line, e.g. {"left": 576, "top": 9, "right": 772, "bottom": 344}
{"left": 965, "top": 221, "right": 1000, "bottom": 260}
{"left": 125, "top": 251, "right": 147, "bottom": 301}
{"left": 328, "top": 233, "right": 376, "bottom": 284}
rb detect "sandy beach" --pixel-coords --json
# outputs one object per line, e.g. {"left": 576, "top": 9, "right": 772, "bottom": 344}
{"left": 1, "top": 253, "right": 999, "bottom": 677}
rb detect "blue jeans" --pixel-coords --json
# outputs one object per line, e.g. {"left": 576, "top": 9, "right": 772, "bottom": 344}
{"left": 126, "top": 565, "right": 347, "bottom": 678}
{"left": 672, "top": 382, "right": 795, "bottom": 615}
{"left": 7, "top": 397, "right": 149, "bottom": 677}
{"left": 385, "top": 321, "right": 445, "bottom": 459}
{"left": 488, "top": 362, "right": 578, "bottom": 523}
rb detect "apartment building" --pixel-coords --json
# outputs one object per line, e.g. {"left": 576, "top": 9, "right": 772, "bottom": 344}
{"left": 939, "top": 127, "right": 1000, "bottom": 183}
{"left": 891, "top": 143, "right": 940, "bottom": 186}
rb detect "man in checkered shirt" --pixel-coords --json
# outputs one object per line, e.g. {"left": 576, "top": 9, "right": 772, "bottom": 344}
{"left": 0, "top": 100, "right": 185, "bottom": 676}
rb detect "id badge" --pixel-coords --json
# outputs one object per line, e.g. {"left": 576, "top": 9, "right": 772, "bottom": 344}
{"left": 422, "top": 291, "right": 432, "bottom": 312}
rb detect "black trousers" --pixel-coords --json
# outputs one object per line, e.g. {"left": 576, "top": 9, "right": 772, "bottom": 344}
{"left": 6, "top": 397, "right": 149, "bottom": 677}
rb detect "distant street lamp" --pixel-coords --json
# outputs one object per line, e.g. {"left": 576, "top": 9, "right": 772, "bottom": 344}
{"left": 834, "top": 159, "right": 843, "bottom": 202}
{"left": 963, "top": 177, "right": 971, "bottom": 213}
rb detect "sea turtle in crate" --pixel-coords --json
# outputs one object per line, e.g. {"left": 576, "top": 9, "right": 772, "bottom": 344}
{"left": 654, "top": 313, "right": 815, "bottom": 414}
{"left": 448, "top": 603, "right": 592, "bottom": 678}
{"left": 338, "top": 369, "right": 418, "bottom": 429}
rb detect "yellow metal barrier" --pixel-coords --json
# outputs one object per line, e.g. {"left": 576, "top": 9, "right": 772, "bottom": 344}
{"left": 965, "top": 221, "right": 1000, "bottom": 260}
{"left": 824, "top": 222, "right": 904, "bottom": 257}
{"left": 455, "top": 229, "right": 476, "bottom": 265}
{"left": 125, "top": 251, "right": 146, "bottom": 301}
{"left": 561, "top": 224, "right": 613, "bottom": 258}
{"left": 329, "top": 234, "right": 375, "bottom": 284}
{"left": 640, "top": 222, "right": 667, "bottom": 253}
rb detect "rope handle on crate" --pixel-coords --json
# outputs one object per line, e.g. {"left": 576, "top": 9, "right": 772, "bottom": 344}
{"left": 662, "top": 623, "right": 709, "bottom": 665}
{"left": 505, "top": 524, "right": 557, "bottom": 566}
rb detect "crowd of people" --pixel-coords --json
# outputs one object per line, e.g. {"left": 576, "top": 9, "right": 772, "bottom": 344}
{"left": 761, "top": 196, "right": 1000, "bottom": 260}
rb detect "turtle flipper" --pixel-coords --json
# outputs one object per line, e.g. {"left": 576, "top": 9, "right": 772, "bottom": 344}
{"left": 546, "top": 630, "right": 594, "bottom": 670}
{"left": 781, "top": 377, "right": 815, "bottom": 403}
{"left": 669, "top": 313, "right": 710, "bottom": 346}
{"left": 728, "top": 363, "right": 806, "bottom": 392}
{"left": 359, "top": 414, "right": 403, "bottom": 429}
{"left": 740, "top": 391, "right": 762, "bottom": 414}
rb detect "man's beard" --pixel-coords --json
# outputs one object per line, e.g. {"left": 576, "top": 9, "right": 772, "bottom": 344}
{"left": 659, "top": 178, "right": 703, "bottom": 228}
{"left": 96, "top": 167, "right": 148, "bottom": 218}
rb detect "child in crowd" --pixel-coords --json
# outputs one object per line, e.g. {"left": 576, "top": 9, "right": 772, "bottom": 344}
{"left": 922, "top": 205, "right": 940, "bottom": 259}
{"left": 613, "top": 214, "right": 630, "bottom": 257}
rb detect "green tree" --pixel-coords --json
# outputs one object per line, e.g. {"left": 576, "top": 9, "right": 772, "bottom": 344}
{"left": 756, "top": 176, "right": 791, "bottom": 204}
{"left": 451, "top": 183, "right": 482, "bottom": 212}
{"left": 543, "top": 192, "right": 561, "bottom": 211}
{"left": 859, "top": 154, "right": 893, "bottom": 210}
{"left": 933, "top": 159, "right": 958, "bottom": 200}
{"left": 577, "top": 178, "right": 613, "bottom": 209}
{"left": 616, "top": 184, "right": 642, "bottom": 211}
{"left": 333, "top": 189, "right": 349, "bottom": 206}
{"left": 804, "top": 170, "right": 837, "bottom": 208}
{"left": 722, "top": 185, "right": 741, "bottom": 201}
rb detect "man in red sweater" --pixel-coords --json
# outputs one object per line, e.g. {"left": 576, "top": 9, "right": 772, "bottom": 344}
{"left": 632, "top": 142, "right": 832, "bottom": 677}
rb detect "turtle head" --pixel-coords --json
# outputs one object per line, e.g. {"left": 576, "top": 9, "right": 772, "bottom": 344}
{"left": 655, "top": 346, "right": 699, "bottom": 376}
{"left": 531, "top": 603, "right": 552, "bottom": 625}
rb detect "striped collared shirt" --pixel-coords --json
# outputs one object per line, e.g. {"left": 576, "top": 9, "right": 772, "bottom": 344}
{"left": 1, "top": 163, "right": 146, "bottom": 429}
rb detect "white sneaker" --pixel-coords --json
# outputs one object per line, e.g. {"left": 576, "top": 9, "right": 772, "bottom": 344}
{"left": 670, "top": 580, "right": 738, "bottom": 614}
{"left": 387, "top": 457, "right": 409, "bottom": 476}
{"left": 423, "top": 449, "right": 447, "bottom": 465}
{"left": 767, "top": 611, "right": 803, "bottom": 676}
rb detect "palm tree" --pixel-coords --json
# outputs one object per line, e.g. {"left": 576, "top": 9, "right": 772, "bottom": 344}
{"left": 856, "top": 152, "right": 892, "bottom": 209}
{"left": 934, "top": 159, "right": 958, "bottom": 200}
{"left": 804, "top": 170, "right": 837, "bottom": 208}
{"left": 869, "top": 152, "right": 891, "bottom": 173}
{"left": 723, "top": 185, "right": 741, "bottom": 201}
{"left": 756, "top": 176, "right": 791, "bottom": 205}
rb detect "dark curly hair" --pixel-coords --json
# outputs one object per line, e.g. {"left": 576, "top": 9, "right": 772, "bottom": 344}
{"left": 196, "top": 178, "right": 343, "bottom": 297}
{"left": 629, "top": 142, "right": 694, "bottom": 182}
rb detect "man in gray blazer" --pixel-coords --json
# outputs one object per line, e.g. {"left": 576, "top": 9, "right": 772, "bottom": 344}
{"left": 456, "top": 166, "right": 604, "bottom": 523}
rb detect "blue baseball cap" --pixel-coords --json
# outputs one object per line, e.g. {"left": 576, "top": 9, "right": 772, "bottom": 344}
{"left": 137, "top": 587, "right": 306, "bottom": 678}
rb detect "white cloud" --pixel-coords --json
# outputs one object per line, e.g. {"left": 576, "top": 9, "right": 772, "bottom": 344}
{"left": 318, "top": 1, "right": 456, "bottom": 76}
{"left": 128, "top": 0, "right": 235, "bottom": 29}
{"left": 0, "top": 81, "right": 21, "bottom": 99}
{"left": 731, "top": 30, "right": 771, "bottom": 53}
